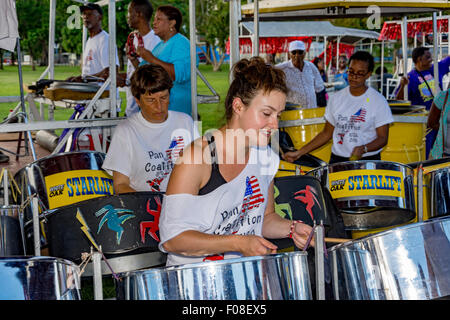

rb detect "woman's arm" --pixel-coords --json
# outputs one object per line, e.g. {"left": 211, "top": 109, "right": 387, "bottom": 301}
{"left": 427, "top": 102, "right": 442, "bottom": 131}
{"left": 282, "top": 121, "right": 334, "bottom": 163}
{"left": 351, "top": 124, "right": 390, "bottom": 158}
{"left": 112, "top": 171, "right": 136, "bottom": 194}
{"left": 136, "top": 47, "right": 176, "bottom": 81}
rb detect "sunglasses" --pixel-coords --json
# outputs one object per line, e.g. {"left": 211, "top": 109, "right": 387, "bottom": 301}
{"left": 290, "top": 50, "right": 304, "bottom": 55}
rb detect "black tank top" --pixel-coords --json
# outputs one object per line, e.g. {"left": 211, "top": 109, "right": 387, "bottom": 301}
{"left": 198, "top": 133, "right": 227, "bottom": 195}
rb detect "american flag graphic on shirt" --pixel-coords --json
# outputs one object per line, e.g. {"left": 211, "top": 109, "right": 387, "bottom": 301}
{"left": 350, "top": 108, "right": 367, "bottom": 123}
{"left": 241, "top": 176, "right": 265, "bottom": 213}
{"left": 146, "top": 136, "right": 185, "bottom": 191}
{"left": 231, "top": 176, "right": 265, "bottom": 234}
{"left": 166, "top": 136, "right": 185, "bottom": 162}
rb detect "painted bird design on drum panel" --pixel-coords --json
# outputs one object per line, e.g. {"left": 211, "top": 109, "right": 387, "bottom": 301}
{"left": 95, "top": 205, "right": 136, "bottom": 245}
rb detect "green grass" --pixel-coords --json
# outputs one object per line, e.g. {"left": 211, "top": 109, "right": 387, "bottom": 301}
{"left": 0, "top": 64, "right": 230, "bottom": 134}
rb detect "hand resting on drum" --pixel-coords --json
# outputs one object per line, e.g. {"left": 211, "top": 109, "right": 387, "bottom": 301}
{"left": 161, "top": 231, "right": 278, "bottom": 257}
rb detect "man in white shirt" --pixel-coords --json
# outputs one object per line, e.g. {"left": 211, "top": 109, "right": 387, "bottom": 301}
{"left": 123, "top": 0, "right": 161, "bottom": 117}
{"left": 102, "top": 64, "right": 198, "bottom": 194}
{"left": 67, "top": 3, "right": 120, "bottom": 84}
{"left": 282, "top": 51, "right": 393, "bottom": 164}
{"left": 276, "top": 40, "right": 325, "bottom": 108}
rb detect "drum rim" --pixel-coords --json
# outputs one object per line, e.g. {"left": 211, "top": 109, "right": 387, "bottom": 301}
{"left": 329, "top": 216, "right": 450, "bottom": 251}
{"left": 306, "top": 160, "right": 414, "bottom": 174}
{"left": 120, "top": 251, "right": 308, "bottom": 277}
{"left": 41, "top": 191, "right": 164, "bottom": 218}
{"left": 0, "top": 255, "right": 81, "bottom": 268}
{"left": 16, "top": 150, "right": 106, "bottom": 169}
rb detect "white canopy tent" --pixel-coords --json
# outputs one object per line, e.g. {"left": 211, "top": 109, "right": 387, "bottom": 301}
{"left": 240, "top": 21, "right": 380, "bottom": 44}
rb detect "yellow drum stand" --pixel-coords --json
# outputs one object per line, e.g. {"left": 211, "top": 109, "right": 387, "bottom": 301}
{"left": 381, "top": 107, "right": 427, "bottom": 164}
{"left": 279, "top": 107, "right": 331, "bottom": 163}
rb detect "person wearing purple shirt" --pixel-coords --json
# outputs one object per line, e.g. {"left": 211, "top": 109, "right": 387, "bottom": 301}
{"left": 396, "top": 47, "right": 450, "bottom": 158}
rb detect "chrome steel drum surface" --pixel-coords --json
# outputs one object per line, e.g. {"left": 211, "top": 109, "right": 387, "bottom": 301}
{"left": 428, "top": 167, "right": 450, "bottom": 218}
{"left": 0, "top": 205, "right": 24, "bottom": 256}
{"left": 307, "top": 160, "right": 415, "bottom": 230}
{"left": 0, "top": 256, "right": 81, "bottom": 300}
{"left": 117, "top": 251, "right": 311, "bottom": 300}
{"left": 330, "top": 216, "right": 450, "bottom": 300}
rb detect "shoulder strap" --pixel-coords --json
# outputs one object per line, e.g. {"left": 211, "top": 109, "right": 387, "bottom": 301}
{"left": 416, "top": 69, "right": 435, "bottom": 99}
{"left": 204, "top": 132, "right": 219, "bottom": 166}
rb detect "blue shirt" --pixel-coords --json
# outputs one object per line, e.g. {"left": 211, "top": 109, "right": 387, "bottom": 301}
{"left": 406, "top": 56, "right": 450, "bottom": 110}
{"left": 141, "top": 33, "right": 193, "bottom": 116}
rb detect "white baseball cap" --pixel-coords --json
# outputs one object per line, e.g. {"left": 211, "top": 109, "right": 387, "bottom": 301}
{"left": 289, "top": 40, "right": 306, "bottom": 52}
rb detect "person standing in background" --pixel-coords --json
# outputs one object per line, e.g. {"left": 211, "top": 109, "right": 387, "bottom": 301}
{"left": 138, "top": 5, "right": 194, "bottom": 117}
{"left": 123, "top": 0, "right": 161, "bottom": 117}
{"left": 276, "top": 40, "right": 324, "bottom": 108}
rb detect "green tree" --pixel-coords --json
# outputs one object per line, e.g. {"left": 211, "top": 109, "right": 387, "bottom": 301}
{"left": 16, "top": 0, "right": 50, "bottom": 70}
{"left": 196, "top": 0, "right": 229, "bottom": 71}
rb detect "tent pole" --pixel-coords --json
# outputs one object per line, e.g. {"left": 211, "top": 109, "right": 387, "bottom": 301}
{"left": 49, "top": 0, "right": 56, "bottom": 80}
{"left": 401, "top": 16, "right": 408, "bottom": 100}
{"left": 189, "top": 0, "right": 198, "bottom": 120}
{"left": 17, "top": 38, "right": 37, "bottom": 161}
{"left": 381, "top": 39, "right": 385, "bottom": 97}
{"left": 108, "top": 0, "right": 117, "bottom": 119}
{"left": 253, "top": 0, "right": 259, "bottom": 57}
{"left": 433, "top": 12, "right": 440, "bottom": 96}
{"left": 229, "top": 0, "right": 240, "bottom": 81}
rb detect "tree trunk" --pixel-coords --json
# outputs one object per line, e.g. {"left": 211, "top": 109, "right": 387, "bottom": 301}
{"left": 0, "top": 49, "right": 3, "bottom": 70}
{"left": 118, "top": 45, "right": 125, "bottom": 71}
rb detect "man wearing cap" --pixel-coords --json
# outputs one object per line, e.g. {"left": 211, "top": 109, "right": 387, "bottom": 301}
{"left": 67, "top": 3, "right": 120, "bottom": 85}
{"left": 276, "top": 40, "right": 325, "bottom": 108}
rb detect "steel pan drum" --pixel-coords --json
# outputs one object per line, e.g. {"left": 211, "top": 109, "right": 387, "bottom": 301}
{"left": 428, "top": 167, "right": 450, "bottom": 218}
{"left": 116, "top": 251, "right": 311, "bottom": 300}
{"left": 44, "top": 192, "right": 165, "bottom": 266}
{"left": 14, "top": 151, "right": 113, "bottom": 251}
{"left": 0, "top": 205, "right": 24, "bottom": 256}
{"left": 0, "top": 256, "right": 81, "bottom": 300}
{"left": 330, "top": 216, "right": 450, "bottom": 300}
{"left": 307, "top": 161, "right": 415, "bottom": 230}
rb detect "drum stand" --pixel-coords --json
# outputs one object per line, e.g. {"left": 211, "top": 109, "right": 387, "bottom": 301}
{"left": 313, "top": 221, "right": 326, "bottom": 300}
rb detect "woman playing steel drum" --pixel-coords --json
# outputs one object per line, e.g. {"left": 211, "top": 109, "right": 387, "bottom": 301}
{"left": 428, "top": 86, "right": 450, "bottom": 159}
{"left": 102, "top": 64, "right": 198, "bottom": 194}
{"left": 158, "top": 57, "right": 314, "bottom": 266}
{"left": 282, "top": 51, "right": 394, "bottom": 164}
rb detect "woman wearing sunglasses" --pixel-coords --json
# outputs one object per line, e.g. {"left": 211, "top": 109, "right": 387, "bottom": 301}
{"left": 283, "top": 51, "right": 394, "bottom": 164}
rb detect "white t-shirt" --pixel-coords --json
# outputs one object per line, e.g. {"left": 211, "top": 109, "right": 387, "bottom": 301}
{"left": 125, "top": 30, "right": 161, "bottom": 117}
{"left": 325, "top": 86, "right": 394, "bottom": 157}
{"left": 276, "top": 60, "right": 324, "bottom": 108}
{"left": 159, "top": 146, "right": 280, "bottom": 266}
{"left": 102, "top": 111, "right": 198, "bottom": 192}
{"left": 82, "top": 30, "right": 119, "bottom": 77}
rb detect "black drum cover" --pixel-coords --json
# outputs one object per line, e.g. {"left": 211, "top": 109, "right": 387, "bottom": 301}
{"left": 273, "top": 175, "right": 348, "bottom": 300}
{"left": 274, "top": 175, "right": 329, "bottom": 227}
{"left": 44, "top": 192, "right": 163, "bottom": 262}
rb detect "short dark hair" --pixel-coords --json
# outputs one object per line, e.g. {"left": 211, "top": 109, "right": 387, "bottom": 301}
{"left": 157, "top": 5, "right": 182, "bottom": 32}
{"left": 412, "top": 46, "right": 430, "bottom": 63}
{"left": 130, "top": 64, "right": 173, "bottom": 100}
{"left": 348, "top": 51, "right": 374, "bottom": 73}
{"left": 131, "top": 0, "right": 153, "bottom": 22}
